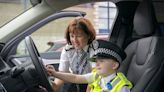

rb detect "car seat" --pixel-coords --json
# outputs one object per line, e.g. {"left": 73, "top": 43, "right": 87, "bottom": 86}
{"left": 119, "top": 37, "right": 164, "bottom": 92}
{"left": 118, "top": 0, "right": 164, "bottom": 92}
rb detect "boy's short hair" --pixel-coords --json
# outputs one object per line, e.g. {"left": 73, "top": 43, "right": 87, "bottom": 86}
{"left": 89, "top": 40, "right": 126, "bottom": 64}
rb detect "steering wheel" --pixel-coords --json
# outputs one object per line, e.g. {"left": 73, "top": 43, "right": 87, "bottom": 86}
{"left": 25, "top": 36, "right": 54, "bottom": 92}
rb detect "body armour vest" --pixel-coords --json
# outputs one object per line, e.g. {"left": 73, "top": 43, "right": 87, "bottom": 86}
{"left": 89, "top": 72, "right": 133, "bottom": 92}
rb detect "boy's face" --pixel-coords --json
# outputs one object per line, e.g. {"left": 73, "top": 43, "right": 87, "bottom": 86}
{"left": 95, "top": 58, "right": 119, "bottom": 77}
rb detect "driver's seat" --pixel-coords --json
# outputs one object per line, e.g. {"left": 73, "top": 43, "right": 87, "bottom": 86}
{"left": 118, "top": 0, "right": 164, "bottom": 92}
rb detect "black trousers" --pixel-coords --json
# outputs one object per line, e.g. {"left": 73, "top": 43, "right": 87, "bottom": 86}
{"left": 24, "top": 86, "right": 47, "bottom": 92}
{"left": 59, "top": 83, "right": 87, "bottom": 92}
{"left": 25, "top": 83, "right": 87, "bottom": 92}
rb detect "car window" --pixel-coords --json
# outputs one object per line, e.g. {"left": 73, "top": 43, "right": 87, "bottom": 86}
{"left": 16, "top": 17, "right": 73, "bottom": 55}
{"left": 0, "top": 0, "right": 32, "bottom": 27}
{"left": 16, "top": 1, "right": 117, "bottom": 55}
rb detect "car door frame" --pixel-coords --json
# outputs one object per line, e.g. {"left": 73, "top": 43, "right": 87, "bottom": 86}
{"left": 0, "top": 11, "right": 86, "bottom": 66}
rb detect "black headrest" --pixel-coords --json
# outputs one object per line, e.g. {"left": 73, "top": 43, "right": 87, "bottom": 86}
{"left": 134, "top": 0, "right": 158, "bottom": 36}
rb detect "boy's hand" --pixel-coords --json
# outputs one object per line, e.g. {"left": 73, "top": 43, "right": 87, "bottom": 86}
{"left": 45, "top": 65, "right": 61, "bottom": 91}
{"left": 46, "top": 65, "right": 56, "bottom": 76}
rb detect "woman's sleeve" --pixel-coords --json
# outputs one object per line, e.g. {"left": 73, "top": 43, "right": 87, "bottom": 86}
{"left": 58, "top": 47, "right": 70, "bottom": 72}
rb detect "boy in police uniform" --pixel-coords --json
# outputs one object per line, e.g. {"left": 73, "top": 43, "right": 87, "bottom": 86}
{"left": 46, "top": 40, "right": 133, "bottom": 92}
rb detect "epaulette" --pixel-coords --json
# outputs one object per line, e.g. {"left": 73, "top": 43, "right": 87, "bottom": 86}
{"left": 65, "top": 44, "right": 74, "bottom": 51}
{"left": 91, "top": 40, "right": 99, "bottom": 50}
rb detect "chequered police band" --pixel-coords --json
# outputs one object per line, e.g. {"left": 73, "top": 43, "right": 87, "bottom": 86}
{"left": 94, "top": 48, "right": 122, "bottom": 63}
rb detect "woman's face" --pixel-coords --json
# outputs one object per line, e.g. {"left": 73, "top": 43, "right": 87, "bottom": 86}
{"left": 95, "top": 58, "right": 118, "bottom": 77}
{"left": 69, "top": 29, "right": 89, "bottom": 49}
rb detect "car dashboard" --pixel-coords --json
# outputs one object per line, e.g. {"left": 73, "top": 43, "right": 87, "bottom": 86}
{"left": 0, "top": 56, "right": 39, "bottom": 92}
